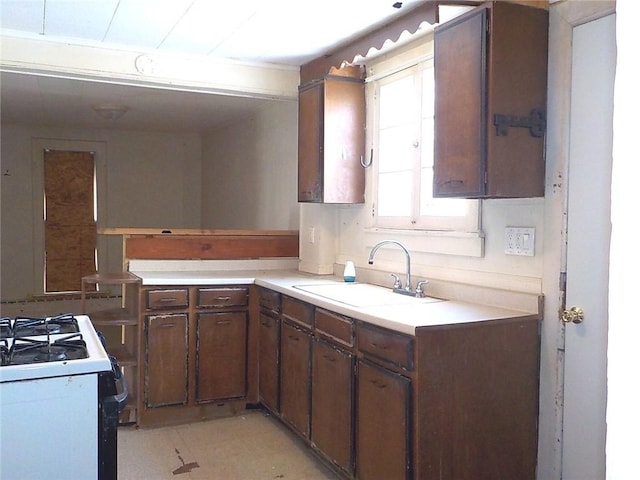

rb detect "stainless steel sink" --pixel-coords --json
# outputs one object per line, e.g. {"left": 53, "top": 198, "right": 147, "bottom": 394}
{"left": 293, "top": 282, "right": 444, "bottom": 308}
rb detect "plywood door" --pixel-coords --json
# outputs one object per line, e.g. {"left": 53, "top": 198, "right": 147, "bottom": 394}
{"left": 44, "top": 150, "right": 96, "bottom": 291}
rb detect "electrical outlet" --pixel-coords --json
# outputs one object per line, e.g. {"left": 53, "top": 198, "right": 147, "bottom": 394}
{"left": 505, "top": 227, "right": 535, "bottom": 256}
{"left": 307, "top": 226, "right": 316, "bottom": 244}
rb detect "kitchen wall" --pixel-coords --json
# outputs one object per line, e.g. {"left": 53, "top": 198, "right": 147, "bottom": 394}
{"left": 0, "top": 100, "right": 299, "bottom": 302}
{"left": 0, "top": 124, "right": 199, "bottom": 300}
{"left": 296, "top": 34, "right": 545, "bottom": 301}
{"left": 201, "top": 100, "right": 298, "bottom": 229}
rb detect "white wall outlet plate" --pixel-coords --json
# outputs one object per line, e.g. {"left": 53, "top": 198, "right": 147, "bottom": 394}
{"left": 505, "top": 227, "right": 535, "bottom": 256}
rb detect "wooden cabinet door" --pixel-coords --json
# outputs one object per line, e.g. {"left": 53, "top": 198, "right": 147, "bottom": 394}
{"left": 258, "top": 311, "right": 280, "bottom": 412}
{"left": 145, "top": 313, "right": 188, "bottom": 408}
{"left": 280, "top": 321, "right": 312, "bottom": 438}
{"left": 434, "top": 7, "right": 486, "bottom": 198}
{"left": 434, "top": 2, "right": 547, "bottom": 198}
{"left": 298, "top": 75, "right": 365, "bottom": 204}
{"left": 311, "top": 339, "right": 354, "bottom": 475}
{"left": 322, "top": 77, "right": 365, "bottom": 204}
{"left": 196, "top": 311, "right": 247, "bottom": 403}
{"left": 357, "top": 360, "right": 411, "bottom": 480}
{"left": 298, "top": 81, "right": 323, "bottom": 202}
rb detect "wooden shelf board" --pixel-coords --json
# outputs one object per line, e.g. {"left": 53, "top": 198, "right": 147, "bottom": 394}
{"left": 88, "top": 308, "right": 138, "bottom": 325}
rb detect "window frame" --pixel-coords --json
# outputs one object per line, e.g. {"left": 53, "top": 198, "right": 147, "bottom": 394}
{"left": 365, "top": 33, "right": 481, "bottom": 236}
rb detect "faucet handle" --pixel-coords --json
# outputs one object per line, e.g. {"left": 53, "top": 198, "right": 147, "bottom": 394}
{"left": 390, "top": 273, "right": 402, "bottom": 289}
{"left": 415, "top": 280, "right": 429, "bottom": 297}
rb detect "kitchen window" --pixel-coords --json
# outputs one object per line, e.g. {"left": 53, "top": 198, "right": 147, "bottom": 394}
{"left": 368, "top": 41, "right": 480, "bottom": 233}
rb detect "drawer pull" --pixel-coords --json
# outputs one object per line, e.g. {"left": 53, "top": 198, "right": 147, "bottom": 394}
{"left": 260, "top": 321, "right": 272, "bottom": 328}
{"left": 215, "top": 296, "right": 231, "bottom": 302}
{"left": 288, "top": 335, "right": 300, "bottom": 342}
{"left": 323, "top": 354, "right": 336, "bottom": 363}
{"left": 157, "top": 322, "right": 177, "bottom": 328}
{"left": 370, "top": 379, "right": 387, "bottom": 389}
{"left": 216, "top": 320, "right": 232, "bottom": 326}
{"left": 371, "top": 342, "right": 388, "bottom": 350}
{"left": 159, "top": 297, "right": 178, "bottom": 302}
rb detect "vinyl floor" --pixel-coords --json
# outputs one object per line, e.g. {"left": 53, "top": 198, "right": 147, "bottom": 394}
{"left": 117, "top": 409, "right": 340, "bottom": 480}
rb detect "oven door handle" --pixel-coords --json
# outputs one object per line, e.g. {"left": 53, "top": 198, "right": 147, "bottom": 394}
{"left": 103, "top": 357, "right": 129, "bottom": 428}
{"left": 111, "top": 371, "right": 129, "bottom": 412}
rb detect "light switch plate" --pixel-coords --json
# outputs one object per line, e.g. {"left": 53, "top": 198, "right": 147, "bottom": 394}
{"left": 505, "top": 227, "right": 535, "bottom": 256}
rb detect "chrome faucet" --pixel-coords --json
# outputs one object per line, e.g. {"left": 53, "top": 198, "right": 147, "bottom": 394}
{"left": 368, "top": 240, "right": 413, "bottom": 295}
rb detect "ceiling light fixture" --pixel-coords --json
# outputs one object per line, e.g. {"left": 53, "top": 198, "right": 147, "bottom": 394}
{"left": 92, "top": 104, "right": 130, "bottom": 121}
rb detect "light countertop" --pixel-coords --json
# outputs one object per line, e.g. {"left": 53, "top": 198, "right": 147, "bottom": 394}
{"left": 131, "top": 266, "right": 539, "bottom": 336}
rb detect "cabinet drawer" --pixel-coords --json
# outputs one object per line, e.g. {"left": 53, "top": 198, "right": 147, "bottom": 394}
{"left": 146, "top": 288, "right": 189, "bottom": 310}
{"left": 358, "top": 323, "right": 414, "bottom": 370}
{"left": 281, "top": 296, "right": 313, "bottom": 329}
{"left": 258, "top": 287, "right": 281, "bottom": 313}
{"left": 315, "top": 308, "right": 354, "bottom": 348}
{"left": 197, "top": 287, "right": 248, "bottom": 308}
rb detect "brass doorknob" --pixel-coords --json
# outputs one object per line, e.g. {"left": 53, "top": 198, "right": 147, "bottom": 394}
{"left": 562, "top": 306, "right": 584, "bottom": 324}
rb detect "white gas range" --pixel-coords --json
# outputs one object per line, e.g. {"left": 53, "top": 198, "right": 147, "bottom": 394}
{"left": 0, "top": 314, "right": 126, "bottom": 480}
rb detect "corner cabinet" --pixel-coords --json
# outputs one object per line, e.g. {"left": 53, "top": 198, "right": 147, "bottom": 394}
{"left": 298, "top": 74, "right": 365, "bottom": 204}
{"left": 81, "top": 272, "right": 141, "bottom": 424}
{"left": 139, "top": 285, "right": 251, "bottom": 427}
{"left": 433, "top": 1, "right": 548, "bottom": 198}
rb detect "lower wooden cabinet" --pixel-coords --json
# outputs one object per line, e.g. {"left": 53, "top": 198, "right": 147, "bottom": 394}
{"left": 311, "top": 338, "right": 355, "bottom": 475}
{"left": 144, "top": 313, "right": 189, "bottom": 408}
{"left": 356, "top": 359, "right": 411, "bottom": 480}
{"left": 196, "top": 311, "right": 247, "bottom": 403}
{"left": 140, "top": 285, "right": 251, "bottom": 427}
{"left": 280, "top": 321, "right": 312, "bottom": 438}
{"left": 256, "top": 287, "right": 539, "bottom": 480}
{"left": 140, "top": 285, "right": 538, "bottom": 479}
{"left": 258, "top": 310, "right": 280, "bottom": 412}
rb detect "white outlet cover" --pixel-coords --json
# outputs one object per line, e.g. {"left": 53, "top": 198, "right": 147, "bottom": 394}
{"left": 505, "top": 227, "right": 535, "bottom": 256}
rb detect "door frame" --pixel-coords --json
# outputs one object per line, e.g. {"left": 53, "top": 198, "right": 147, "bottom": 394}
{"left": 539, "top": 1, "right": 616, "bottom": 479}
{"left": 31, "top": 138, "right": 109, "bottom": 294}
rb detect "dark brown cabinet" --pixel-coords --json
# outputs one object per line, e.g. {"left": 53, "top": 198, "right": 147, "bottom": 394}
{"left": 145, "top": 313, "right": 189, "bottom": 408}
{"left": 255, "top": 287, "right": 540, "bottom": 480}
{"left": 433, "top": 1, "right": 548, "bottom": 198}
{"left": 312, "top": 338, "right": 354, "bottom": 475}
{"left": 311, "top": 307, "right": 355, "bottom": 475}
{"left": 196, "top": 311, "right": 247, "bottom": 403}
{"left": 356, "top": 360, "right": 411, "bottom": 480}
{"left": 257, "top": 287, "right": 281, "bottom": 412}
{"left": 280, "top": 320, "right": 312, "bottom": 438}
{"left": 298, "top": 74, "right": 365, "bottom": 204}
{"left": 279, "top": 295, "right": 313, "bottom": 438}
{"left": 140, "top": 285, "right": 250, "bottom": 426}
{"left": 357, "top": 322, "right": 412, "bottom": 480}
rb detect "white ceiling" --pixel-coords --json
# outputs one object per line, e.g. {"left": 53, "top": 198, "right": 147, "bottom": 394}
{"left": 0, "top": 0, "right": 431, "bottom": 132}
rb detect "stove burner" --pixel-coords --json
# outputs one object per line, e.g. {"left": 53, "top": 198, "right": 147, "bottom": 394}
{"left": 12, "top": 314, "right": 80, "bottom": 338}
{"left": 1, "top": 339, "right": 9, "bottom": 366}
{"left": 34, "top": 345, "right": 68, "bottom": 362}
{"left": 9, "top": 333, "right": 88, "bottom": 365}
{"left": 0, "top": 317, "right": 11, "bottom": 340}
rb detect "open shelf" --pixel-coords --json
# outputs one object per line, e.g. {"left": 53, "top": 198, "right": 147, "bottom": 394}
{"left": 82, "top": 271, "right": 141, "bottom": 425}
{"left": 89, "top": 308, "right": 138, "bottom": 326}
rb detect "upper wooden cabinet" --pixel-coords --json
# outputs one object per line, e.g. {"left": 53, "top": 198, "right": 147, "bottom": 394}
{"left": 298, "top": 75, "right": 365, "bottom": 203}
{"left": 433, "top": 2, "right": 548, "bottom": 198}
